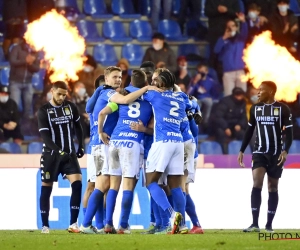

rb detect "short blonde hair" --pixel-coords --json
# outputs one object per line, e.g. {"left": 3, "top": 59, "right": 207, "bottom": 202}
{"left": 104, "top": 66, "right": 122, "bottom": 76}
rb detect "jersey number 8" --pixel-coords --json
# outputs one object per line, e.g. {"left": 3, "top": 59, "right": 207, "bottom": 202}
{"left": 128, "top": 102, "right": 141, "bottom": 118}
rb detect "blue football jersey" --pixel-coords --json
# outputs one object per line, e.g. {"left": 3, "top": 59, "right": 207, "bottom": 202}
{"left": 144, "top": 134, "right": 154, "bottom": 159}
{"left": 142, "top": 90, "right": 190, "bottom": 142}
{"left": 111, "top": 86, "right": 152, "bottom": 143}
{"left": 92, "top": 87, "right": 119, "bottom": 145}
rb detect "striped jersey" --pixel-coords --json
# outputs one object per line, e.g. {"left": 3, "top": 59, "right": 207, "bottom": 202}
{"left": 38, "top": 100, "right": 80, "bottom": 153}
{"left": 248, "top": 101, "right": 292, "bottom": 154}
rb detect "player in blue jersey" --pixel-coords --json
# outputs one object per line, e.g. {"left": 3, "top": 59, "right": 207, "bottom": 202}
{"left": 98, "top": 69, "right": 153, "bottom": 234}
{"left": 82, "top": 75, "right": 105, "bottom": 231}
{"left": 81, "top": 66, "right": 161, "bottom": 234}
{"left": 142, "top": 70, "right": 190, "bottom": 234}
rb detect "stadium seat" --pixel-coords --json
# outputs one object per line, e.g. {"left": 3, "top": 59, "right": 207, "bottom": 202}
{"left": 288, "top": 140, "right": 300, "bottom": 154}
{"left": 64, "top": 0, "right": 81, "bottom": 13}
{"left": 177, "top": 44, "right": 201, "bottom": 66}
{"left": 139, "top": 0, "right": 151, "bottom": 16}
{"left": 158, "top": 19, "right": 188, "bottom": 41}
{"left": 228, "top": 140, "right": 251, "bottom": 155}
{"left": 172, "top": 0, "right": 180, "bottom": 16}
{"left": 111, "top": 0, "right": 141, "bottom": 19}
{"left": 290, "top": 0, "right": 300, "bottom": 15}
{"left": 296, "top": 117, "right": 300, "bottom": 126}
{"left": 28, "top": 142, "right": 44, "bottom": 154}
{"left": 0, "top": 67, "right": 10, "bottom": 86}
{"left": 186, "top": 19, "right": 208, "bottom": 40}
{"left": 32, "top": 69, "right": 46, "bottom": 92}
{"left": 129, "top": 20, "right": 152, "bottom": 42}
{"left": 76, "top": 20, "right": 104, "bottom": 43}
{"left": 93, "top": 44, "right": 118, "bottom": 66}
{"left": 0, "top": 142, "right": 22, "bottom": 154}
{"left": 199, "top": 141, "right": 223, "bottom": 154}
{"left": 103, "top": 20, "right": 132, "bottom": 42}
{"left": 122, "top": 44, "right": 144, "bottom": 66}
{"left": 201, "top": 0, "right": 206, "bottom": 17}
{"left": 83, "top": 0, "right": 113, "bottom": 19}
{"left": 0, "top": 47, "right": 9, "bottom": 67}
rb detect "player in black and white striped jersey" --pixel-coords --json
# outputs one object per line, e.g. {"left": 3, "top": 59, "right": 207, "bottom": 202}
{"left": 238, "top": 81, "right": 293, "bottom": 233}
{"left": 37, "top": 81, "right": 85, "bottom": 234}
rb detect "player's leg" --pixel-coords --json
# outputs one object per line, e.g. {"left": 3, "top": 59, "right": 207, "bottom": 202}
{"left": 65, "top": 154, "right": 82, "bottom": 233}
{"left": 243, "top": 157, "right": 266, "bottom": 232}
{"left": 81, "top": 145, "right": 109, "bottom": 233}
{"left": 39, "top": 151, "right": 58, "bottom": 233}
{"left": 265, "top": 176, "right": 279, "bottom": 232}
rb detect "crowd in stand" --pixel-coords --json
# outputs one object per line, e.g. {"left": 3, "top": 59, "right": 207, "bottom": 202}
{"left": 1, "top": 0, "right": 300, "bottom": 154}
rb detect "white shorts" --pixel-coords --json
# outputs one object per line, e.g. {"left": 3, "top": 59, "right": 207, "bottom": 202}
{"left": 187, "top": 157, "right": 198, "bottom": 184}
{"left": 184, "top": 139, "right": 196, "bottom": 175}
{"left": 92, "top": 144, "right": 109, "bottom": 176}
{"left": 87, "top": 153, "right": 96, "bottom": 182}
{"left": 146, "top": 141, "right": 184, "bottom": 176}
{"left": 108, "top": 140, "right": 141, "bottom": 178}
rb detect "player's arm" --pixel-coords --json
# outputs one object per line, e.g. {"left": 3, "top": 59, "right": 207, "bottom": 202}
{"left": 110, "top": 86, "right": 162, "bottom": 104}
{"left": 238, "top": 105, "right": 256, "bottom": 167}
{"left": 98, "top": 102, "right": 118, "bottom": 144}
{"left": 72, "top": 103, "right": 85, "bottom": 158}
{"left": 37, "top": 108, "right": 61, "bottom": 152}
{"left": 86, "top": 87, "right": 102, "bottom": 113}
{"left": 130, "top": 116, "right": 154, "bottom": 135}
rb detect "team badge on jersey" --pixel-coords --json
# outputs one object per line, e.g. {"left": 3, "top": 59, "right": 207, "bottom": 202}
{"left": 64, "top": 107, "right": 70, "bottom": 115}
{"left": 256, "top": 107, "right": 262, "bottom": 111}
{"left": 273, "top": 108, "right": 279, "bottom": 116}
{"left": 45, "top": 172, "right": 50, "bottom": 179}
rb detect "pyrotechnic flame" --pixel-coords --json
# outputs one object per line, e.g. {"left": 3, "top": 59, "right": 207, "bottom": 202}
{"left": 24, "top": 9, "right": 86, "bottom": 82}
{"left": 243, "top": 31, "right": 300, "bottom": 102}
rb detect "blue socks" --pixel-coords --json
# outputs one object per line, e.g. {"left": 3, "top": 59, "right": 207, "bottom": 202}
{"left": 106, "top": 189, "right": 118, "bottom": 226}
{"left": 152, "top": 197, "right": 162, "bottom": 227}
{"left": 120, "top": 190, "right": 133, "bottom": 229}
{"left": 186, "top": 194, "right": 201, "bottom": 227}
{"left": 171, "top": 187, "right": 186, "bottom": 225}
{"left": 167, "top": 194, "right": 173, "bottom": 208}
{"left": 83, "top": 207, "right": 87, "bottom": 216}
{"left": 83, "top": 189, "right": 104, "bottom": 227}
{"left": 158, "top": 205, "right": 169, "bottom": 228}
{"left": 150, "top": 197, "right": 155, "bottom": 224}
{"left": 95, "top": 204, "right": 104, "bottom": 229}
{"left": 147, "top": 183, "right": 173, "bottom": 217}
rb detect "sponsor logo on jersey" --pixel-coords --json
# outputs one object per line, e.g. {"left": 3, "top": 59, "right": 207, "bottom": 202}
{"left": 112, "top": 140, "right": 134, "bottom": 148}
{"left": 256, "top": 116, "right": 279, "bottom": 122}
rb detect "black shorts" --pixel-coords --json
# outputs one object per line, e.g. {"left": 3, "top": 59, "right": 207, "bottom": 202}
{"left": 252, "top": 153, "right": 283, "bottom": 179}
{"left": 40, "top": 151, "right": 81, "bottom": 183}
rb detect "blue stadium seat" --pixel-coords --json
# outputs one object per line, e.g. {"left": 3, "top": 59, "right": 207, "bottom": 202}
{"left": 290, "top": 0, "right": 300, "bottom": 15}
{"left": 0, "top": 142, "right": 22, "bottom": 154}
{"left": 186, "top": 19, "right": 208, "bottom": 40}
{"left": 103, "top": 20, "right": 132, "bottom": 42}
{"left": 0, "top": 67, "right": 10, "bottom": 86}
{"left": 76, "top": 20, "right": 104, "bottom": 43}
{"left": 111, "top": 0, "right": 141, "bottom": 19}
{"left": 0, "top": 47, "right": 9, "bottom": 67}
{"left": 32, "top": 69, "right": 46, "bottom": 92}
{"left": 177, "top": 44, "right": 201, "bottom": 64}
{"left": 28, "top": 142, "right": 43, "bottom": 154}
{"left": 83, "top": 0, "right": 113, "bottom": 19}
{"left": 158, "top": 20, "right": 188, "bottom": 41}
{"left": 129, "top": 20, "right": 152, "bottom": 42}
{"left": 201, "top": 0, "right": 207, "bottom": 17}
{"left": 296, "top": 117, "right": 300, "bottom": 126}
{"left": 64, "top": 0, "right": 81, "bottom": 13}
{"left": 172, "top": 0, "right": 181, "bottom": 16}
{"left": 139, "top": 0, "right": 151, "bottom": 16}
{"left": 122, "top": 44, "right": 144, "bottom": 66}
{"left": 288, "top": 140, "right": 300, "bottom": 154}
{"left": 199, "top": 141, "right": 223, "bottom": 154}
{"left": 93, "top": 44, "right": 118, "bottom": 66}
{"left": 228, "top": 140, "right": 251, "bottom": 155}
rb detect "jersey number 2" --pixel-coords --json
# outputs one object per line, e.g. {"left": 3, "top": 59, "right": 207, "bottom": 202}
{"left": 170, "top": 101, "right": 179, "bottom": 117}
{"left": 128, "top": 102, "right": 141, "bottom": 118}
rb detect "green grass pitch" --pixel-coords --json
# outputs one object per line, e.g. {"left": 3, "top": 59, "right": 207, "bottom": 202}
{"left": 1, "top": 230, "right": 300, "bottom": 250}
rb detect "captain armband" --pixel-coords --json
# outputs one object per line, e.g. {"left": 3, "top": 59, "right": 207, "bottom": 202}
{"left": 107, "top": 102, "right": 119, "bottom": 112}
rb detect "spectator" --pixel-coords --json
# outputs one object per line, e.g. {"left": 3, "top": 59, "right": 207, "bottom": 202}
{"left": 246, "top": 3, "right": 269, "bottom": 44}
{"left": 242, "top": 0, "right": 277, "bottom": 18}
{"left": 8, "top": 39, "right": 40, "bottom": 119}
{"left": 174, "top": 56, "right": 191, "bottom": 92}
{"left": 71, "top": 81, "right": 90, "bottom": 142}
{"left": 151, "top": 0, "right": 172, "bottom": 32}
{"left": 0, "top": 85, "right": 23, "bottom": 145}
{"left": 76, "top": 54, "right": 104, "bottom": 97}
{"left": 142, "top": 32, "right": 176, "bottom": 73}
{"left": 188, "top": 63, "right": 215, "bottom": 126}
{"left": 214, "top": 13, "right": 248, "bottom": 96}
{"left": 2, "top": 0, "right": 27, "bottom": 60}
{"left": 55, "top": 0, "right": 79, "bottom": 23}
{"left": 116, "top": 58, "right": 131, "bottom": 88}
{"left": 211, "top": 87, "right": 248, "bottom": 154}
{"left": 178, "top": 0, "right": 201, "bottom": 34}
{"left": 26, "top": 0, "right": 55, "bottom": 23}
{"left": 205, "top": 0, "right": 240, "bottom": 58}
{"left": 269, "top": 0, "right": 298, "bottom": 56}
